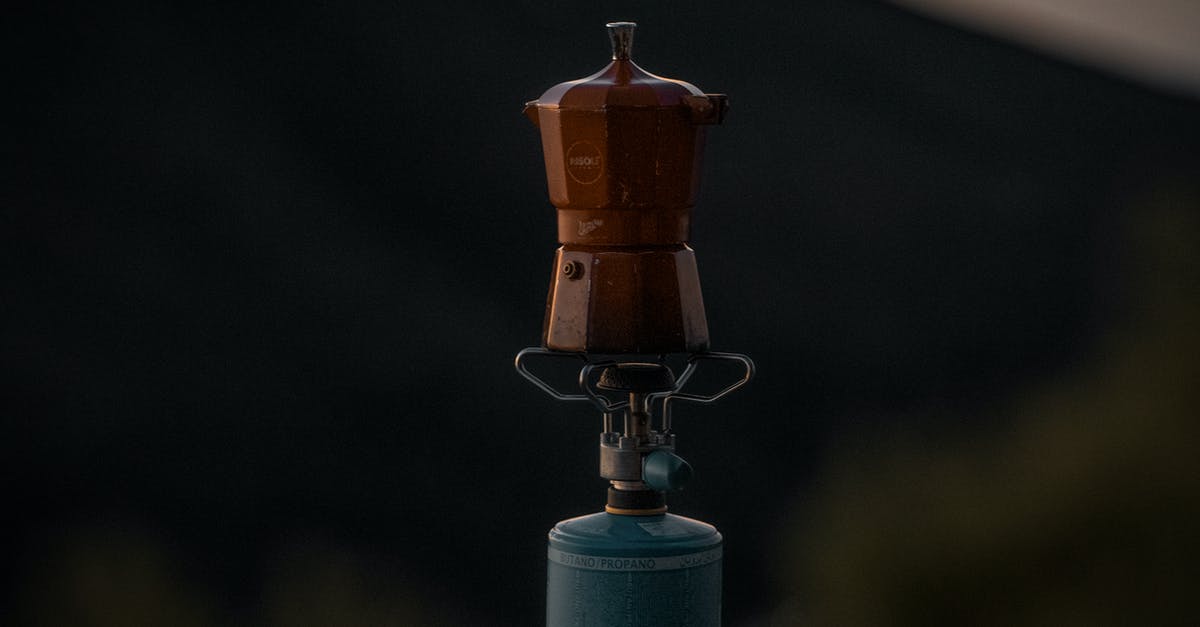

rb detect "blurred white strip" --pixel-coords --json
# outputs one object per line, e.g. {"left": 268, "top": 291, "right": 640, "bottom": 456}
{"left": 892, "top": 0, "right": 1200, "bottom": 98}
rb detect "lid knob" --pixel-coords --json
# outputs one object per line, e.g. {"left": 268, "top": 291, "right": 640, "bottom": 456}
{"left": 606, "top": 21, "right": 636, "bottom": 60}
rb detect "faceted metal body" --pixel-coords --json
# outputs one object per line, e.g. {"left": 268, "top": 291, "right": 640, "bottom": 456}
{"left": 526, "top": 24, "right": 726, "bottom": 354}
{"left": 534, "top": 105, "right": 710, "bottom": 246}
{"left": 544, "top": 245, "right": 709, "bottom": 354}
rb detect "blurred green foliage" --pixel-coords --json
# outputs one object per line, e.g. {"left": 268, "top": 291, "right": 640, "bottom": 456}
{"left": 17, "top": 525, "right": 481, "bottom": 626}
{"left": 776, "top": 189, "right": 1200, "bottom": 626}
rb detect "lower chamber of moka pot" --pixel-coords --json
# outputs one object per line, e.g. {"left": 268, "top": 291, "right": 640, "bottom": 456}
{"left": 546, "top": 512, "right": 722, "bottom": 627}
{"left": 543, "top": 244, "right": 711, "bottom": 355}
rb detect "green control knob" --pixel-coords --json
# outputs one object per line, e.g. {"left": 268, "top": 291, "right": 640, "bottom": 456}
{"left": 643, "top": 449, "right": 693, "bottom": 492}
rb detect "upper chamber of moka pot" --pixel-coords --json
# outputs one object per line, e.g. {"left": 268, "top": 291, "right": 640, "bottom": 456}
{"left": 525, "top": 22, "right": 728, "bottom": 355}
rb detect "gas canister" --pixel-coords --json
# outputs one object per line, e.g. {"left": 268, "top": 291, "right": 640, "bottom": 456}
{"left": 546, "top": 512, "right": 722, "bottom": 627}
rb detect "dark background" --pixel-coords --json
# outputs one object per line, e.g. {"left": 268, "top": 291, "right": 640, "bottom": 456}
{"left": 8, "top": 1, "right": 1199, "bottom": 625}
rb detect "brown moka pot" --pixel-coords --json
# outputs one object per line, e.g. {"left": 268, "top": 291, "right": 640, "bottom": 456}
{"left": 525, "top": 22, "right": 728, "bottom": 354}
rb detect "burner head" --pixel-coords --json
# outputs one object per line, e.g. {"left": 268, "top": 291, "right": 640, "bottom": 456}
{"left": 596, "top": 363, "right": 677, "bottom": 393}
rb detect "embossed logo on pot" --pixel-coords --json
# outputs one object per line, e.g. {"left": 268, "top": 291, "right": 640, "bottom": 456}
{"left": 566, "top": 141, "right": 603, "bottom": 184}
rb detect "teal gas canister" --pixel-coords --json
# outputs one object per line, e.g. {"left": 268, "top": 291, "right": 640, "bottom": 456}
{"left": 547, "top": 512, "right": 723, "bottom": 626}
{"left": 515, "top": 21, "right": 752, "bottom": 627}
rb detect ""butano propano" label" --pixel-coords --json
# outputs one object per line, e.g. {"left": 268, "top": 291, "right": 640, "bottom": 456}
{"left": 547, "top": 546, "right": 722, "bottom": 572}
